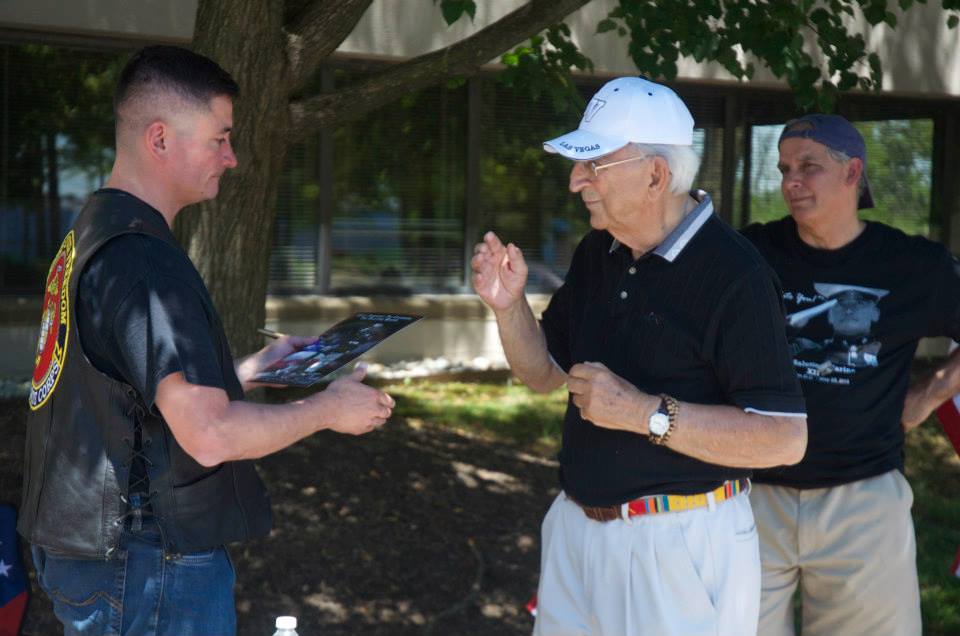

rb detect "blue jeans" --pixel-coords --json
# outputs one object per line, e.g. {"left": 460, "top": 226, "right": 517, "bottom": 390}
{"left": 31, "top": 521, "right": 237, "bottom": 635}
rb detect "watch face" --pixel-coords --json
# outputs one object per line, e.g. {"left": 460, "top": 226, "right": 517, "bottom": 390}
{"left": 649, "top": 412, "right": 670, "bottom": 436}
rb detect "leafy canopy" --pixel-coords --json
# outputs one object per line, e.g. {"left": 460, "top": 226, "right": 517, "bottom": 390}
{"left": 438, "top": 0, "right": 960, "bottom": 113}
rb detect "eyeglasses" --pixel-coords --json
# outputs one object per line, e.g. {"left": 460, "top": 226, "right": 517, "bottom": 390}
{"left": 584, "top": 154, "right": 648, "bottom": 178}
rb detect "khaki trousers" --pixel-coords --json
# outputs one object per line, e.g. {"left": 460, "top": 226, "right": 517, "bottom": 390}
{"left": 751, "top": 470, "right": 921, "bottom": 636}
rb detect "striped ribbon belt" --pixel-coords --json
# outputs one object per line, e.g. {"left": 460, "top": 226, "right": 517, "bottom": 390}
{"left": 572, "top": 479, "right": 751, "bottom": 522}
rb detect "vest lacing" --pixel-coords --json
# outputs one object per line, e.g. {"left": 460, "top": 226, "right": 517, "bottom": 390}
{"left": 115, "top": 393, "right": 157, "bottom": 533}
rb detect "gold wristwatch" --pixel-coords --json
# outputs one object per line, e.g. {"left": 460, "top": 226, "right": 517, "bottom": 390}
{"left": 648, "top": 394, "right": 678, "bottom": 445}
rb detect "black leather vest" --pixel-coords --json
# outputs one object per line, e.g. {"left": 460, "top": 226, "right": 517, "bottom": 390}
{"left": 19, "top": 189, "right": 272, "bottom": 558}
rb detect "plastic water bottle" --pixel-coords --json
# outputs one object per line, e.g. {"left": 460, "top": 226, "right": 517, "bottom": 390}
{"left": 272, "top": 616, "right": 298, "bottom": 636}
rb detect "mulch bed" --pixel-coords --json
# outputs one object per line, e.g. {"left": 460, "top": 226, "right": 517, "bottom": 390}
{"left": 0, "top": 398, "right": 559, "bottom": 635}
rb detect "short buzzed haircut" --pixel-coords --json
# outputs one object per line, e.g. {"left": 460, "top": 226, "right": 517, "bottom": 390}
{"left": 114, "top": 45, "right": 239, "bottom": 127}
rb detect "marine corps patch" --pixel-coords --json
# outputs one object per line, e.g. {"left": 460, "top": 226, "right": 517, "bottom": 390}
{"left": 29, "top": 231, "right": 75, "bottom": 410}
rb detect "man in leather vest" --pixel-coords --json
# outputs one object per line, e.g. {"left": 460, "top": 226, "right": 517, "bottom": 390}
{"left": 21, "top": 46, "right": 394, "bottom": 636}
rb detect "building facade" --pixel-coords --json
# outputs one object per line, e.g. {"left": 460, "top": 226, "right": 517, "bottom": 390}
{"left": 1, "top": 0, "right": 958, "bottom": 376}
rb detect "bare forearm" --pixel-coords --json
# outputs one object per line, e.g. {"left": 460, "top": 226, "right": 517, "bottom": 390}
{"left": 902, "top": 348, "right": 960, "bottom": 430}
{"left": 188, "top": 394, "right": 334, "bottom": 466}
{"left": 216, "top": 397, "right": 331, "bottom": 462}
{"left": 606, "top": 393, "right": 806, "bottom": 468}
{"left": 569, "top": 363, "right": 806, "bottom": 468}
{"left": 158, "top": 370, "right": 390, "bottom": 467}
{"left": 667, "top": 403, "right": 807, "bottom": 468}
{"left": 914, "top": 348, "right": 960, "bottom": 404}
{"left": 494, "top": 300, "right": 566, "bottom": 393}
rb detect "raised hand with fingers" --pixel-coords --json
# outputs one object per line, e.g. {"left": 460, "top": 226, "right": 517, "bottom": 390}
{"left": 471, "top": 231, "right": 528, "bottom": 311}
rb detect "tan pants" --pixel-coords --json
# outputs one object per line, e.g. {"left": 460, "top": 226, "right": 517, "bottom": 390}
{"left": 751, "top": 470, "right": 921, "bottom": 636}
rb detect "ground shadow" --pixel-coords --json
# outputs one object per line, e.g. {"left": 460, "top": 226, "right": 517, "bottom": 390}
{"left": 0, "top": 398, "right": 558, "bottom": 635}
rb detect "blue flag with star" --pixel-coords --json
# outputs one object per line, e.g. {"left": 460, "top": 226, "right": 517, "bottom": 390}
{"left": 0, "top": 504, "right": 27, "bottom": 636}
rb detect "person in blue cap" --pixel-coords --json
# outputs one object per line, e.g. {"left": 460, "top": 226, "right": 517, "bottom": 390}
{"left": 473, "top": 76, "right": 808, "bottom": 636}
{"left": 742, "top": 114, "right": 960, "bottom": 635}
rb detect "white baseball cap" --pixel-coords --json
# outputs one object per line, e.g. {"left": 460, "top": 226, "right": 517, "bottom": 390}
{"left": 543, "top": 77, "right": 694, "bottom": 160}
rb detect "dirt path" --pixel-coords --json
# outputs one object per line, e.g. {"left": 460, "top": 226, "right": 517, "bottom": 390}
{"left": 0, "top": 399, "right": 558, "bottom": 635}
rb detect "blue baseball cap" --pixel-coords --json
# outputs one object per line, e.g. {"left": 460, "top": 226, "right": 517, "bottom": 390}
{"left": 779, "top": 114, "right": 874, "bottom": 209}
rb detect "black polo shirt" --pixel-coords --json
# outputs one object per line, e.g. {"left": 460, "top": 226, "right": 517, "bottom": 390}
{"left": 541, "top": 192, "right": 806, "bottom": 506}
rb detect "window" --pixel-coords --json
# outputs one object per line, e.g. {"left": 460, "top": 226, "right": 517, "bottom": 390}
{"left": 2, "top": 42, "right": 945, "bottom": 297}
{"left": 330, "top": 77, "right": 467, "bottom": 294}
{"left": 0, "top": 44, "right": 121, "bottom": 292}
{"left": 477, "top": 81, "right": 586, "bottom": 292}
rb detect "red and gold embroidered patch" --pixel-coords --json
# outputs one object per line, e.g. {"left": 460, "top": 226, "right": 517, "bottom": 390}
{"left": 29, "top": 231, "right": 75, "bottom": 410}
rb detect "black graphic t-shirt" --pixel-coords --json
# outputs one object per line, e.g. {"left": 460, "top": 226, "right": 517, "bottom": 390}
{"left": 743, "top": 217, "right": 960, "bottom": 488}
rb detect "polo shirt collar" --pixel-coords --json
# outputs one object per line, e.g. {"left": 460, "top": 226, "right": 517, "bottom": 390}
{"left": 609, "top": 190, "right": 714, "bottom": 262}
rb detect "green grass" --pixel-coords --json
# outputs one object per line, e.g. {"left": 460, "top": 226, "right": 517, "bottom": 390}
{"left": 906, "top": 421, "right": 960, "bottom": 635}
{"left": 385, "top": 380, "right": 567, "bottom": 453}
{"left": 385, "top": 380, "right": 960, "bottom": 635}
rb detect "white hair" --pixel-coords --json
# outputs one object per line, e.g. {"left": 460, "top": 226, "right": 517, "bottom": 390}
{"left": 630, "top": 143, "right": 701, "bottom": 194}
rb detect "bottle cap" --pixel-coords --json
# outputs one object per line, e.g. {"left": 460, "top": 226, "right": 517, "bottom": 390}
{"left": 276, "top": 616, "right": 297, "bottom": 629}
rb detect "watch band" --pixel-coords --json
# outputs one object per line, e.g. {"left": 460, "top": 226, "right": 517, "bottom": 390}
{"left": 649, "top": 393, "right": 679, "bottom": 445}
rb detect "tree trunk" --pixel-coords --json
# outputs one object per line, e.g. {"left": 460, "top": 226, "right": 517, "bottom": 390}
{"left": 176, "top": 0, "right": 592, "bottom": 357}
{"left": 177, "top": 0, "right": 292, "bottom": 357}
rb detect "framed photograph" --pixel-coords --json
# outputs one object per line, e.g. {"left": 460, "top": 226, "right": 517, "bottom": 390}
{"left": 254, "top": 312, "right": 422, "bottom": 387}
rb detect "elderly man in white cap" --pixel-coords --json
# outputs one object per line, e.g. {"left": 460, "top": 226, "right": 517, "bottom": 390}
{"left": 471, "top": 76, "right": 809, "bottom": 636}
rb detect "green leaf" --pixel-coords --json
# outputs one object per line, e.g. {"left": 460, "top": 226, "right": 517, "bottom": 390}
{"left": 661, "top": 60, "right": 678, "bottom": 79}
{"left": 838, "top": 70, "right": 858, "bottom": 90}
{"left": 949, "top": 15, "right": 960, "bottom": 29}
{"left": 799, "top": 65, "right": 822, "bottom": 87}
{"left": 597, "top": 18, "right": 617, "bottom": 34}
{"left": 436, "top": 0, "right": 475, "bottom": 25}
{"left": 809, "top": 8, "right": 831, "bottom": 25}
{"left": 868, "top": 52, "right": 882, "bottom": 77}
{"left": 861, "top": 1, "right": 886, "bottom": 24}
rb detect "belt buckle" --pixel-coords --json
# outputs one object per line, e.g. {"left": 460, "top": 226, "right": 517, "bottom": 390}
{"left": 579, "top": 502, "right": 621, "bottom": 522}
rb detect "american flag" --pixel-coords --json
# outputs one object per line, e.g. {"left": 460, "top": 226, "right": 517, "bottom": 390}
{"left": 0, "top": 504, "right": 27, "bottom": 636}
{"left": 935, "top": 393, "right": 960, "bottom": 579}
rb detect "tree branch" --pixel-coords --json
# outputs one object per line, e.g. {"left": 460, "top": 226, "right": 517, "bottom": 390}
{"left": 288, "top": 0, "right": 591, "bottom": 136}
{"left": 285, "top": 0, "right": 374, "bottom": 95}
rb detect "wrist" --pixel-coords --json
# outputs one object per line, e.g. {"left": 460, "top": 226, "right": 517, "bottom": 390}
{"left": 307, "top": 391, "right": 335, "bottom": 432}
{"left": 647, "top": 394, "right": 679, "bottom": 445}
{"left": 493, "top": 298, "right": 525, "bottom": 321}
{"left": 636, "top": 392, "right": 659, "bottom": 435}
